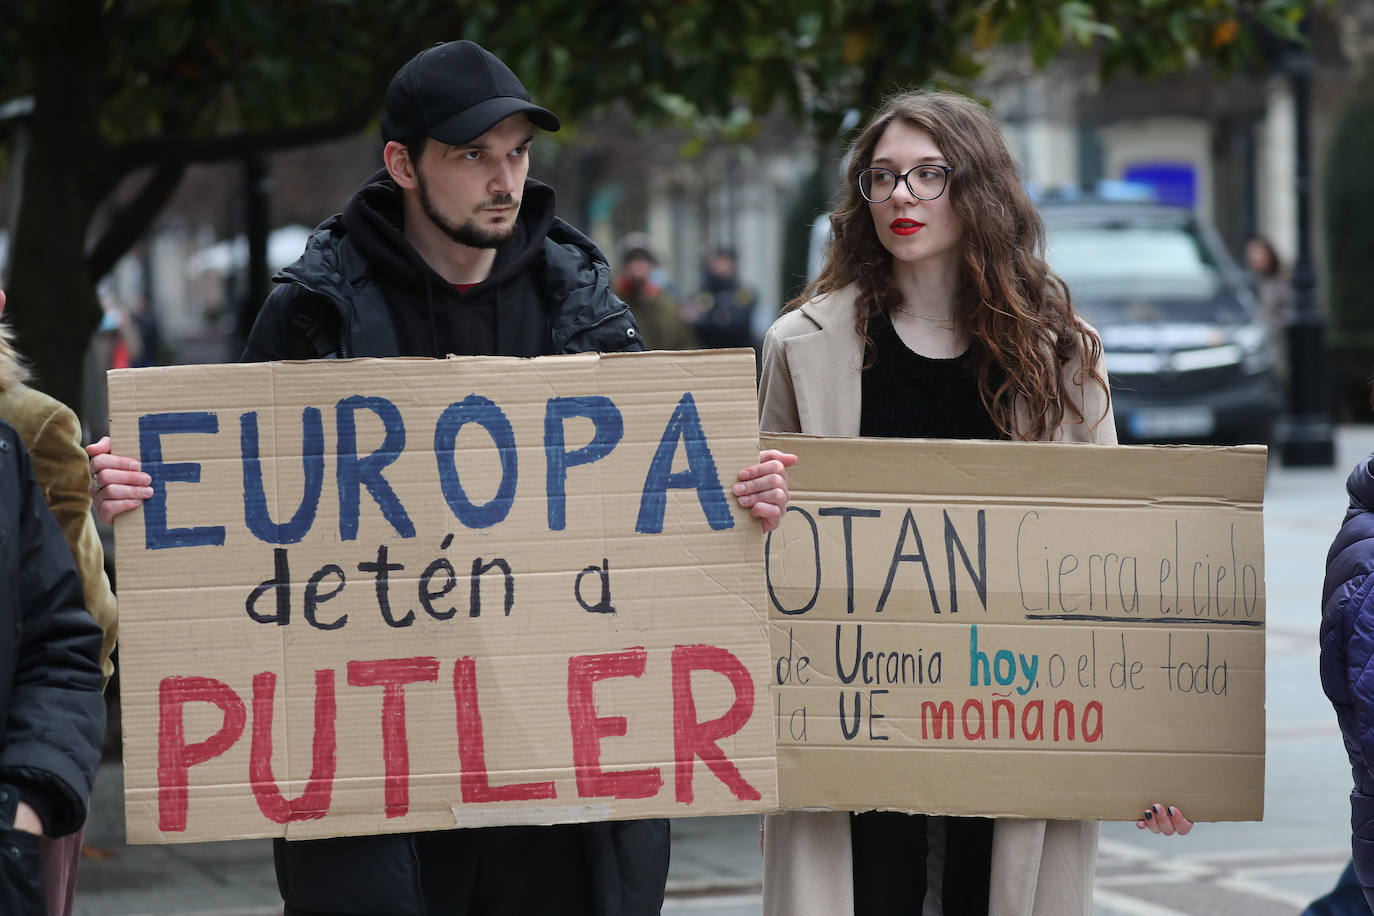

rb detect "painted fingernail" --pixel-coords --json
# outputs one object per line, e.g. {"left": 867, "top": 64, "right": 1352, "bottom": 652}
{"left": 1144, "top": 810, "right": 1153, "bottom": 820}
{"left": 1168, "top": 806, "right": 1177, "bottom": 816}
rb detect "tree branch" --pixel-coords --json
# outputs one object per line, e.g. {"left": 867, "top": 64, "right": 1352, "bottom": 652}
{"left": 106, "top": 6, "right": 469, "bottom": 174}
{"left": 108, "top": 106, "right": 383, "bottom": 175}
{"left": 85, "top": 162, "right": 187, "bottom": 281}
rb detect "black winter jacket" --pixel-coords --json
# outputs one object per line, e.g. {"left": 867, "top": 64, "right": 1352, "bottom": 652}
{"left": 241, "top": 174, "right": 663, "bottom": 916}
{"left": 0, "top": 422, "right": 104, "bottom": 911}
{"left": 244, "top": 172, "right": 642, "bottom": 362}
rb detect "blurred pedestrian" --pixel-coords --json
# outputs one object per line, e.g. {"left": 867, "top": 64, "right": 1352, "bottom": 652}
{"left": 88, "top": 38, "right": 793, "bottom": 916}
{"left": 127, "top": 293, "right": 163, "bottom": 368}
{"left": 1315, "top": 378, "right": 1374, "bottom": 914}
{"left": 97, "top": 294, "right": 142, "bottom": 372}
{"left": 758, "top": 88, "right": 1190, "bottom": 916}
{"left": 613, "top": 234, "right": 693, "bottom": 350}
{"left": 686, "top": 244, "right": 757, "bottom": 349}
{"left": 1244, "top": 234, "right": 1290, "bottom": 385}
{"left": 0, "top": 288, "right": 119, "bottom": 916}
{"left": 0, "top": 289, "right": 107, "bottom": 916}
{"left": 80, "top": 293, "right": 143, "bottom": 445}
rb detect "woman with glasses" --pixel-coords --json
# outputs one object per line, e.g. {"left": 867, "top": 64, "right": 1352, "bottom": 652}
{"left": 759, "top": 90, "right": 1190, "bottom": 916}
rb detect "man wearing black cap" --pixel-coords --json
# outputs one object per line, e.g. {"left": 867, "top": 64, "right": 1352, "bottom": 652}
{"left": 89, "top": 39, "right": 795, "bottom": 914}
{"left": 215, "top": 39, "right": 795, "bottom": 916}
{"left": 240, "top": 39, "right": 638, "bottom": 364}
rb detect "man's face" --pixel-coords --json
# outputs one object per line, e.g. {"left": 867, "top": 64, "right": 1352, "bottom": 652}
{"left": 413, "top": 114, "right": 533, "bottom": 249}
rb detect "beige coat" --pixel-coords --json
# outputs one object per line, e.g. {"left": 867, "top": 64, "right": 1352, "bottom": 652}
{"left": 0, "top": 383, "right": 118, "bottom": 686}
{"left": 759, "top": 285, "right": 1115, "bottom": 916}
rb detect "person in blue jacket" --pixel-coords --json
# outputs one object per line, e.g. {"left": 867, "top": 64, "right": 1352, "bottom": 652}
{"left": 1318, "top": 384, "right": 1374, "bottom": 914}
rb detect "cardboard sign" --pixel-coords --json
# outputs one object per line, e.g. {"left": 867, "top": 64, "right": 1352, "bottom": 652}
{"left": 110, "top": 351, "right": 776, "bottom": 844}
{"left": 760, "top": 433, "right": 1265, "bottom": 822}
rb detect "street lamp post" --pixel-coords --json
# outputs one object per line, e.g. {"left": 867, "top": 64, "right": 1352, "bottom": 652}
{"left": 1277, "top": 27, "right": 1335, "bottom": 466}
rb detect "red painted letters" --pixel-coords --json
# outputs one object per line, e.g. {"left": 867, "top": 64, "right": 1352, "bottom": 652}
{"left": 249, "top": 670, "right": 338, "bottom": 823}
{"left": 671, "top": 645, "right": 761, "bottom": 803}
{"left": 346, "top": 658, "right": 440, "bottom": 818}
{"left": 154, "top": 643, "right": 760, "bottom": 831}
{"left": 567, "top": 648, "right": 663, "bottom": 799}
{"left": 453, "top": 657, "right": 558, "bottom": 803}
{"left": 158, "top": 677, "right": 248, "bottom": 831}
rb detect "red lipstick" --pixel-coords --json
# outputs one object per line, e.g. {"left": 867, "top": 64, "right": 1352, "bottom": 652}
{"left": 890, "top": 219, "right": 924, "bottom": 236}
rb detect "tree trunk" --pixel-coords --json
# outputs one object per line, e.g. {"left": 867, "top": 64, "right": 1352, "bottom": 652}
{"left": 5, "top": 9, "right": 106, "bottom": 417}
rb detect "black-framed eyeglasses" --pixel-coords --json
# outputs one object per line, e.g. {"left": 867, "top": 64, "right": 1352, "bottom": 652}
{"left": 857, "top": 165, "right": 955, "bottom": 203}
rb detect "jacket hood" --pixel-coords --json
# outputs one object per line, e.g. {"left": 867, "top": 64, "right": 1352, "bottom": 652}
{"left": 1349, "top": 455, "right": 1374, "bottom": 523}
{"left": 337, "top": 168, "right": 427, "bottom": 291}
{"left": 267, "top": 169, "right": 637, "bottom": 360}
{"left": 1324, "top": 453, "right": 1374, "bottom": 609}
{"left": 336, "top": 169, "right": 558, "bottom": 297}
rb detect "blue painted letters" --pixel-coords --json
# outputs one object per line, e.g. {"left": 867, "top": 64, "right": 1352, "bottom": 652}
{"left": 140, "top": 412, "right": 226, "bottom": 550}
{"left": 434, "top": 395, "right": 517, "bottom": 529}
{"left": 635, "top": 393, "right": 732, "bottom": 534}
{"left": 241, "top": 408, "right": 325, "bottom": 544}
{"left": 544, "top": 396, "right": 624, "bottom": 530}
{"left": 336, "top": 397, "right": 414, "bottom": 540}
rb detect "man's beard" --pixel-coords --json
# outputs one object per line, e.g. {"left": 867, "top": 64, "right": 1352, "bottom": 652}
{"left": 416, "top": 170, "right": 518, "bottom": 249}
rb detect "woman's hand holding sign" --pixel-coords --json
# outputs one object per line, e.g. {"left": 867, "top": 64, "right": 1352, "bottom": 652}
{"left": 1137, "top": 803, "right": 1193, "bottom": 836}
{"left": 733, "top": 449, "right": 798, "bottom": 533}
{"left": 87, "top": 435, "right": 152, "bottom": 525}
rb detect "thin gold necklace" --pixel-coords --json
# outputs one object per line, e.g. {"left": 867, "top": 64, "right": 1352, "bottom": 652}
{"left": 893, "top": 303, "right": 955, "bottom": 324}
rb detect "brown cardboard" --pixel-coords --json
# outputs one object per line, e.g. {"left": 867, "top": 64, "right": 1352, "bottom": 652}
{"left": 760, "top": 433, "right": 1266, "bottom": 822}
{"left": 109, "top": 351, "right": 776, "bottom": 844}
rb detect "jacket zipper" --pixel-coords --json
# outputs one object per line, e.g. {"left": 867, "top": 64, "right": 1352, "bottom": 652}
{"left": 559, "top": 305, "right": 632, "bottom": 350}
{"left": 408, "top": 834, "right": 424, "bottom": 914}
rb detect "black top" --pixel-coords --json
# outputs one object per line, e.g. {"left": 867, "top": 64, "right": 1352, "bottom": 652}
{"left": 860, "top": 312, "right": 1006, "bottom": 440}
{"left": 244, "top": 175, "right": 643, "bottom": 363}
{"left": 854, "top": 311, "right": 1004, "bottom": 914}
{"left": 339, "top": 170, "right": 554, "bottom": 358}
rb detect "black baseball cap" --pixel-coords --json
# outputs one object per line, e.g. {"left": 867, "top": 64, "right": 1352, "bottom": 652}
{"left": 381, "top": 40, "right": 560, "bottom": 145}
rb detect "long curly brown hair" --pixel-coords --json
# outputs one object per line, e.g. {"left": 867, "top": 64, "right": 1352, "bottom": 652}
{"left": 790, "top": 90, "right": 1108, "bottom": 441}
